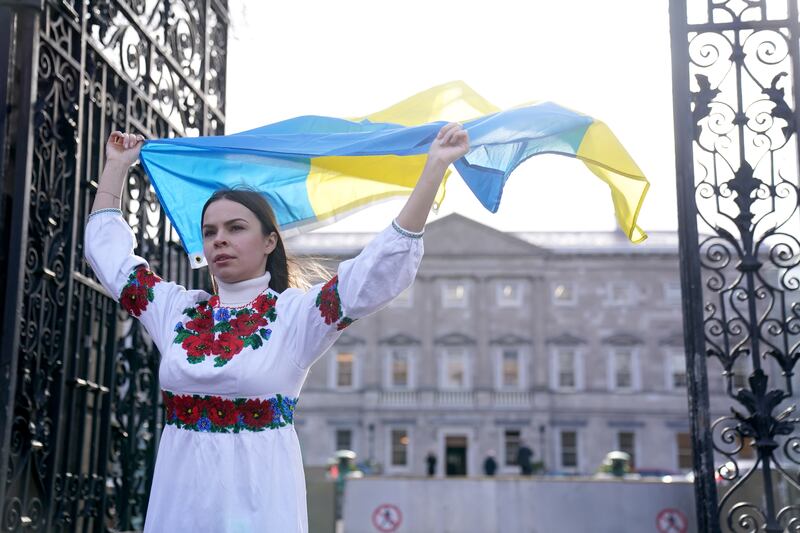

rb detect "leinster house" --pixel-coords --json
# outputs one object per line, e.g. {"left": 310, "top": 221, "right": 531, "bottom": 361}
{"left": 286, "top": 213, "right": 738, "bottom": 478}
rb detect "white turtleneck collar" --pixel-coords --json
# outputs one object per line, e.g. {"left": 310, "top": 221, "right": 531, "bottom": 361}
{"left": 215, "top": 270, "right": 272, "bottom": 307}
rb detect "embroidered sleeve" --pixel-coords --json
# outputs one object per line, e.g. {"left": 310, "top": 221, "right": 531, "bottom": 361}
{"left": 119, "top": 265, "right": 162, "bottom": 317}
{"left": 84, "top": 209, "right": 193, "bottom": 352}
{"left": 281, "top": 220, "right": 423, "bottom": 369}
{"left": 315, "top": 275, "right": 355, "bottom": 331}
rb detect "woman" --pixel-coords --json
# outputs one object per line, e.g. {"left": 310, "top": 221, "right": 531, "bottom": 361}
{"left": 84, "top": 123, "right": 469, "bottom": 532}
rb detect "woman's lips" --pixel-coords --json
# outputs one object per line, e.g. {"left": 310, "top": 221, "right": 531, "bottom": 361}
{"left": 215, "top": 256, "right": 234, "bottom": 264}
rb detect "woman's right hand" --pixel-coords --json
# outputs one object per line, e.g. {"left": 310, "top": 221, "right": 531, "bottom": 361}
{"left": 106, "top": 131, "right": 145, "bottom": 167}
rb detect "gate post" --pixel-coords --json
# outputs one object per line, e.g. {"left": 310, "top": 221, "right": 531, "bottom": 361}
{"left": 0, "top": 1, "right": 43, "bottom": 525}
{"left": 668, "top": 1, "right": 721, "bottom": 531}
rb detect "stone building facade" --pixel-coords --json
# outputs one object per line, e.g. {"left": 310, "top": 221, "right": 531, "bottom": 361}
{"left": 286, "top": 213, "right": 737, "bottom": 477}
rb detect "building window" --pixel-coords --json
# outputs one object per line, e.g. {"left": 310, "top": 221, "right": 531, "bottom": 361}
{"left": 501, "top": 349, "right": 520, "bottom": 388}
{"left": 560, "top": 431, "right": 578, "bottom": 469}
{"left": 335, "top": 429, "right": 353, "bottom": 452}
{"left": 390, "top": 349, "right": 410, "bottom": 388}
{"left": 607, "top": 282, "right": 631, "bottom": 305}
{"left": 663, "top": 281, "right": 682, "bottom": 305}
{"left": 442, "top": 281, "right": 468, "bottom": 308}
{"left": 504, "top": 429, "right": 521, "bottom": 467}
{"left": 496, "top": 281, "right": 522, "bottom": 307}
{"left": 670, "top": 351, "right": 687, "bottom": 388}
{"left": 611, "top": 348, "right": 634, "bottom": 390}
{"left": 390, "top": 429, "right": 409, "bottom": 467}
{"left": 441, "top": 348, "right": 469, "bottom": 389}
{"left": 390, "top": 285, "right": 413, "bottom": 308}
{"left": 618, "top": 431, "right": 636, "bottom": 468}
{"left": 555, "top": 348, "right": 577, "bottom": 389}
{"left": 552, "top": 282, "right": 576, "bottom": 305}
{"left": 676, "top": 432, "right": 693, "bottom": 470}
{"left": 336, "top": 352, "right": 354, "bottom": 388}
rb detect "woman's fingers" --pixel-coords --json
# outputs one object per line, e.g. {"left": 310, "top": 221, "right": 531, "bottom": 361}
{"left": 442, "top": 123, "right": 464, "bottom": 145}
{"left": 438, "top": 124, "right": 453, "bottom": 143}
{"left": 437, "top": 122, "right": 460, "bottom": 140}
{"left": 108, "top": 131, "right": 145, "bottom": 150}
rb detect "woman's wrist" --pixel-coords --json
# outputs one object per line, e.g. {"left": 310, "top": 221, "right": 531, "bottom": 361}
{"left": 424, "top": 156, "right": 450, "bottom": 174}
{"left": 102, "top": 158, "right": 132, "bottom": 173}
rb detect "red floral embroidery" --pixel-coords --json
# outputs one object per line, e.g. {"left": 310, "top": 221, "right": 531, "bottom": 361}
{"left": 120, "top": 285, "right": 149, "bottom": 316}
{"left": 119, "top": 265, "right": 162, "bottom": 317}
{"left": 230, "top": 312, "right": 267, "bottom": 337}
{"left": 212, "top": 332, "right": 244, "bottom": 361}
{"left": 173, "top": 394, "right": 203, "bottom": 425}
{"left": 207, "top": 396, "right": 238, "bottom": 427}
{"left": 161, "top": 391, "right": 297, "bottom": 433}
{"left": 253, "top": 294, "right": 278, "bottom": 319}
{"left": 173, "top": 295, "right": 277, "bottom": 366}
{"left": 336, "top": 317, "right": 355, "bottom": 331}
{"left": 186, "top": 311, "right": 213, "bottom": 332}
{"left": 135, "top": 267, "right": 160, "bottom": 287}
{"left": 182, "top": 333, "right": 214, "bottom": 360}
{"left": 173, "top": 296, "right": 276, "bottom": 367}
{"left": 241, "top": 398, "right": 274, "bottom": 429}
{"left": 162, "top": 390, "right": 176, "bottom": 421}
{"left": 315, "top": 275, "right": 356, "bottom": 331}
{"left": 316, "top": 276, "right": 342, "bottom": 325}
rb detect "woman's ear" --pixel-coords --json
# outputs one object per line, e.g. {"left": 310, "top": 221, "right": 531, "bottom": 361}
{"left": 265, "top": 231, "right": 278, "bottom": 255}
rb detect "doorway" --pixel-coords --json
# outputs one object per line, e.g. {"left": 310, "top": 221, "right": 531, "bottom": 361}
{"left": 445, "top": 435, "right": 468, "bottom": 476}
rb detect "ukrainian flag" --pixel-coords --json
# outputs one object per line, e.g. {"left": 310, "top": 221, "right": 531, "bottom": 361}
{"left": 139, "top": 81, "right": 649, "bottom": 268}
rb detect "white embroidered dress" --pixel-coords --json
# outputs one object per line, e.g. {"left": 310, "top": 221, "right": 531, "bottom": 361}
{"left": 84, "top": 209, "right": 423, "bottom": 533}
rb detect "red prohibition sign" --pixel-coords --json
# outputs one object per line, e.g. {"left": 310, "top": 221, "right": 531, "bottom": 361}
{"left": 656, "top": 508, "right": 688, "bottom": 533}
{"left": 372, "top": 503, "right": 403, "bottom": 532}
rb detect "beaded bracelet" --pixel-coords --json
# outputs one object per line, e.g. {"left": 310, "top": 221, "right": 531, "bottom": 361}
{"left": 391, "top": 218, "right": 424, "bottom": 239}
{"left": 88, "top": 207, "right": 123, "bottom": 220}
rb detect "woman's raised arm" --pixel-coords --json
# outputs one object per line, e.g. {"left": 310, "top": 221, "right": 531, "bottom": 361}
{"left": 91, "top": 131, "right": 145, "bottom": 212}
{"left": 394, "top": 122, "right": 469, "bottom": 233}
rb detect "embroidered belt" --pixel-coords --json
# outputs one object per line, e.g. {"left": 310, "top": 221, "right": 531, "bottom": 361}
{"left": 161, "top": 390, "right": 297, "bottom": 433}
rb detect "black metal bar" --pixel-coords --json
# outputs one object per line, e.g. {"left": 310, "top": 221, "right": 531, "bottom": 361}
{"left": 0, "top": 4, "right": 42, "bottom": 527}
{"left": 46, "top": 0, "right": 87, "bottom": 527}
{"left": 668, "top": 1, "right": 721, "bottom": 531}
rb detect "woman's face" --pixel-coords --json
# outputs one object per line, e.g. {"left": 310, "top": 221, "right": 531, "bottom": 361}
{"left": 202, "top": 198, "right": 277, "bottom": 283}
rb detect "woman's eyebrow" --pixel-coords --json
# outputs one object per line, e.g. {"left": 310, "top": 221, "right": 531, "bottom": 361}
{"left": 202, "top": 218, "right": 249, "bottom": 229}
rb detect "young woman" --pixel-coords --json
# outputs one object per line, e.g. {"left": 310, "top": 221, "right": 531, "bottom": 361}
{"left": 84, "top": 124, "right": 469, "bottom": 532}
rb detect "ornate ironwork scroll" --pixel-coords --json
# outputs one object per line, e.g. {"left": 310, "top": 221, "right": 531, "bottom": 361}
{"left": 670, "top": 0, "right": 800, "bottom": 531}
{"left": 0, "top": 0, "right": 227, "bottom": 530}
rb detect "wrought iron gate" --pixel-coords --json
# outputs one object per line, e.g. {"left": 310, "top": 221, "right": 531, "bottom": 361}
{"left": 669, "top": 0, "right": 800, "bottom": 531}
{"left": 0, "top": 1, "right": 227, "bottom": 530}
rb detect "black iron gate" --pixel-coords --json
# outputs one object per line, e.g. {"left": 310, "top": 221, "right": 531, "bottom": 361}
{"left": 0, "top": 1, "right": 227, "bottom": 530}
{"left": 669, "top": 0, "right": 800, "bottom": 531}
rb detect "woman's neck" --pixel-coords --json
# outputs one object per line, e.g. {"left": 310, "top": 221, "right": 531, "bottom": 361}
{"left": 215, "top": 271, "right": 271, "bottom": 307}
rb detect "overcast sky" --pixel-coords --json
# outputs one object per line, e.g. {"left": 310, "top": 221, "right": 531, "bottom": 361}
{"left": 225, "top": 0, "right": 676, "bottom": 236}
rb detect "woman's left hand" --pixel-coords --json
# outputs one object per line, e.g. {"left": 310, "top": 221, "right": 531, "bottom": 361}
{"left": 428, "top": 122, "right": 470, "bottom": 167}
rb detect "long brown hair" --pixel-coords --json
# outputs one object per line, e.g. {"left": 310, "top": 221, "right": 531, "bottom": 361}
{"left": 200, "top": 187, "right": 328, "bottom": 292}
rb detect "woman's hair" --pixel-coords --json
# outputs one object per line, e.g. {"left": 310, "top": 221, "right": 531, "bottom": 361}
{"left": 200, "top": 187, "right": 329, "bottom": 292}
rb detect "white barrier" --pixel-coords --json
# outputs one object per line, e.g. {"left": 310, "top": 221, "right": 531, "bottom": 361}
{"left": 342, "top": 476, "right": 696, "bottom": 533}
